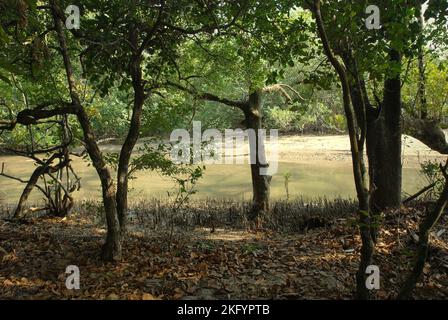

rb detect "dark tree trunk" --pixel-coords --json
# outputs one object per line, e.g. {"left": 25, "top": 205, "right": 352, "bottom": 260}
{"left": 355, "top": 199, "right": 374, "bottom": 300}
{"left": 418, "top": 49, "right": 427, "bottom": 120}
{"left": 348, "top": 82, "right": 374, "bottom": 299}
{"left": 12, "top": 152, "right": 63, "bottom": 219}
{"left": 243, "top": 90, "right": 271, "bottom": 220}
{"left": 77, "top": 111, "right": 122, "bottom": 261}
{"left": 13, "top": 164, "right": 48, "bottom": 219}
{"left": 344, "top": 49, "right": 402, "bottom": 243}
{"left": 116, "top": 49, "right": 145, "bottom": 239}
{"left": 417, "top": 0, "right": 427, "bottom": 120}
{"left": 365, "top": 105, "right": 384, "bottom": 242}
{"left": 369, "top": 50, "right": 402, "bottom": 214}
{"left": 343, "top": 53, "right": 384, "bottom": 246}
{"left": 51, "top": 0, "right": 121, "bottom": 261}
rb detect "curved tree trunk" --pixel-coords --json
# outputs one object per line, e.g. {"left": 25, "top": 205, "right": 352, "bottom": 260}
{"left": 312, "top": 0, "right": 373, "bottom": 299}
{"left": 13, "top": 164, "right": 48, "bottom": 219}
{"left": 51, "top": 0, "right": 121, "bottom": 261}
{"left": 77, "top": 111, "right": 122, "bottom": 261}
{"left": 12, "top": 152, "right": 62, "bottom": 219}
{"left": 116, "top": 47, "right": 145, "bottom": 239}
{"left": 403, "top": 118, "right": 448, "bottom": 154}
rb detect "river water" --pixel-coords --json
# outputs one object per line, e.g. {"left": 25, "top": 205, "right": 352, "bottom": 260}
{"left": 0, "top": 153, "right": 427, "bottom": 205}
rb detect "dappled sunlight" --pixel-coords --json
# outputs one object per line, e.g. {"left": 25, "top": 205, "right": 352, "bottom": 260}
{"left": 194, "top": 228, "right": 261, "bottom": 242}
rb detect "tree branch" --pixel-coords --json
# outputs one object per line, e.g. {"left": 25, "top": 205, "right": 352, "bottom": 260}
{"left": 165, "top": 81, "right": 247, "bottom": 109}
{"left": 15, "top": 105, "right": 79, "bottom": 126}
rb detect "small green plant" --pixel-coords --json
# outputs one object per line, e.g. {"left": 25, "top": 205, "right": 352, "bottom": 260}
{"left": 420, "top": 159, "right": 445, "bottom": 199}
{"left": 81, "top": 200, "right": 104, "bottom": 226}
{"left": 282, "top": 170, "right": 292, "bottom": 200}
{"left": 195, "top": 240, "right": 216, "bottom": 252}
{"left": 241, "top": 242, "right": 263, "bottom": 254}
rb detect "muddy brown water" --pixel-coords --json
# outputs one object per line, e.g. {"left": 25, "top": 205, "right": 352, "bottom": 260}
{"left": 0, "top": 153, "right": 428, "bottom": 205}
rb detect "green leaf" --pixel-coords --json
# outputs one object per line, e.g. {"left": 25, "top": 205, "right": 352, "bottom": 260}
{"left": 0, "top": 73, "right": 11, "bottom": 85}
{"left": 0, "top": 26, "right": 9, "bottom": 44}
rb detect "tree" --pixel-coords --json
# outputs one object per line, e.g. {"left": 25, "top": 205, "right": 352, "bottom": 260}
{"left": 1, "top": 0, "right": 251, "bottom": 260}
{"left": 308, "top": 0, "right": 372, "bottom": 299}
{"left": 307, "top": 0, "right": 448, "bottom": 299}
{"left": 165, "top": 2, "right": 309, "bottom": 220}
{"left": 76, "top": 0, "right": 248, "bottom": 239}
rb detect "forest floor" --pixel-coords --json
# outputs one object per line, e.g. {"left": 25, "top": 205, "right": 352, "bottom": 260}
{"left": 1, "top": 202, "right": 448, "bottom": 300}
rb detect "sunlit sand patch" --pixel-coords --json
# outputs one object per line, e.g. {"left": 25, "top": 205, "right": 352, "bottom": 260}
{"left": 193, "top": 227, "right": 262, "bottom": 242}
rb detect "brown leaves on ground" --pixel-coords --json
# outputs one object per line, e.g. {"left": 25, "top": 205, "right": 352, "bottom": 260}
{"left": 0, "top": 207, "right": 447, "bottom": 300}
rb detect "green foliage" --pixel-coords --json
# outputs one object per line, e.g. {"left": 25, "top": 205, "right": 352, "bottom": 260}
{"left": 194, "top": 103, "right": 242, "bottom": 131}
{"left": 102, "top": 139, "right": 205, "bottom": 200}
{"left": 264, "top": 101, "right": 346, "bottom": 134}
{"left": 265, "top": 106, "right": 299, "bottom": 132}
{"left": 131, "top": 142, "right": 188, "bottom": 178}
{"left": 420, "top": 159, "right": 446, "bottom": 199}
{"left": 402, "top": 57, "right": 448, "bottom": 122}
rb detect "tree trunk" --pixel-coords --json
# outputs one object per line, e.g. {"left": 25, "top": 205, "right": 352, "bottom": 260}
{"left": 51, "top": 0, "right": 121, "bottom": 261}
{"left": 77, "top": 111, "right": 122, "bottom": 261}
{"left": 312, "top": 0, "right": 373, "bottom": 299}
{"left": 369, "top": 50, "right": 402, "bottom": 215}
{"left": 342, "top": 47, "right": 402, "bottom": 243}
{"left": 116, "top": 50, "right": 145, "bottom": 239}
{"left": 243, "top": 90, "right": 271, "bottom": 220}
{"left": 403, "top": 118, "right": 448, "bottom": 154}
{"left": 343, "top": 53, "right": 384, "bottom": 246}
{"left": 13, "top": 165, "right": 47, "bottom": 219}
{"left": 12, "top": 153, "right": 61, "bottom": 219}
{"left": 417, "top": 0, "right": 427, "bottom": 120}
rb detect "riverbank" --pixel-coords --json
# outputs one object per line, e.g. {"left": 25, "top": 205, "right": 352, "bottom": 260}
{"left": 276, "top": 133, "right": 446, "bottom": 165}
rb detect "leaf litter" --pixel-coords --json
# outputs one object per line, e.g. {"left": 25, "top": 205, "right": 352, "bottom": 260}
{"left": 0, "top": 206, "right": 447, "bottom": 300}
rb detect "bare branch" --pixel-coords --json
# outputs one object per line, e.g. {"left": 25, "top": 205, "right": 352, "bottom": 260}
{"left": 262, "top": 83, "right": 305, "bottom": 102}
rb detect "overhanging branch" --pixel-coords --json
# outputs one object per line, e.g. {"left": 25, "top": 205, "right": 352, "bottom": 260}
{"left": 165, "top": 81, "right": 247, "bottom": 109}
{"left": 16, "top": 104, "right": 79, "bottom": 125}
